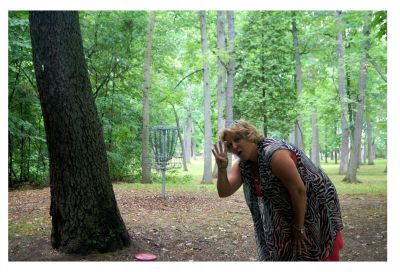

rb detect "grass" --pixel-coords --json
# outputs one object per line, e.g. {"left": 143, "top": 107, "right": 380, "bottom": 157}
{"left": 114, "top": 158, "right": 216, "bottom": 192}
{"left": 320, "top": 159, "right": 387, "bottom": 195}
{"left": 9, "top": 218, "right": 49, "bottom": 236}
{"left": 113, "top": 157, "right": 387, "bottom": 196}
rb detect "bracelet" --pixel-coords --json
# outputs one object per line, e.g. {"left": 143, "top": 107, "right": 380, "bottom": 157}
{"left": 293, "top": 225, "right": 305, "bottom": 235}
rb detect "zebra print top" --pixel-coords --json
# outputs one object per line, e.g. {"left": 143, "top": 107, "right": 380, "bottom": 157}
{"left": 239, "top": 138, "right": 343, "bottom": 261}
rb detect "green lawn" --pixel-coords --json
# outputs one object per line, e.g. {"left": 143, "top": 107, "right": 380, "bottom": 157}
{"left": 114, "top": 158, "right": 387, "bottom": 196}
{"left": 114, "top": 158, "right": 216, "bottom": 192}
{"left": 320, "top": 159, "right": 387, "bottom": 195}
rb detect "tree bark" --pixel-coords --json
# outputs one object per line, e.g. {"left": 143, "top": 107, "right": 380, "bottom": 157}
{"left": 216, "top": 11, "right": 227, "bottom": 133}
{"left": 141, "top": 11, "right": 156, "bottom": 184}
{"left": 367, "top": 118, "right": 375, "bottom": 165}
{"left": 226, "top": 11, "right": 235, "bottom": 129}
{"left": 170, "top": 103, "right": 188, "bottom": 171}
{"left": 336, "top": 11, "right": 350, "bottom": 174}
{"left": 213, "top": 11, "right": 227, "bottom": 178}
{"left": 29, "top": 11, "right": 130, "bottom": 254}
{"left": 344, "top": 11, "right": 372, "bottom": 183}
{"left": 199, "top": 11, "right": 213, "bottom": 184}
{"left": 290, "top": 11, "right": 305, "bottom": 151}
{"left": 226, "top": 11, "right": 236, "bottom": 172}
{"left": 184, "top": 84, "right": 193, "bottom": 164}
{"left": 184, "top": 115, "right": 192, "bottom": 164}
{"left": 311, "top": 105, "right": 320, "bottom": 167}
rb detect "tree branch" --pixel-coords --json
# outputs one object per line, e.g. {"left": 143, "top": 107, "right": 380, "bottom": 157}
{"left": 93, "top": 56, "right": 119, "bottom": 98}
{"left": 173, "top": 69, "right": 203, "bottom": 90}
{"left": 368, "top": 55, "right": 387, "bottom": 82}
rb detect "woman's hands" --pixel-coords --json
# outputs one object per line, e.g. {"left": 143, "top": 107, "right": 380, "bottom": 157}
{"left": 212, "top": 141, "right": 243, "bottom": 198}
{"left": 293, "top": 227, "right": 312, "bottom": 255}
{"left": 212, "top": 141, "right": 228, "bottom": 170}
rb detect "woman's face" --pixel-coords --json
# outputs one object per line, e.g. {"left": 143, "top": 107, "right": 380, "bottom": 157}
{"left": 224, "top": 133, "right": 258, "bottom": 161}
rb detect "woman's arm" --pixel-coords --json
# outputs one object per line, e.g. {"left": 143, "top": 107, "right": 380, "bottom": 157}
{"left": 212, "top": 141, "right": 243, "bottom": 197}
{"left": 270, "top": 149, "right": 311, "bottom": 253}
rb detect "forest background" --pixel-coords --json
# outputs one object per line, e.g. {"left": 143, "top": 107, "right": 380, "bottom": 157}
{"left": 8, "top": 10, "right": 387, "bottom": 186}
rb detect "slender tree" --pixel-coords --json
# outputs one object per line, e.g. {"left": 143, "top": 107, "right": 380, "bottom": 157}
{"left": 344, "top": 11, "right": 372, "bottom": 183}
{"left": 141, "top": 11, "right": 156, "bottom": 184}
{"left": 336, "top": 10, "right": 350, "bottom": 174}
{"left": 366, "top": 117, "right": 375, "bottom": 165}
{"left": 226, "top": 10, "right": 236, "bottom": 171}
{"left": 29, "top": 11, "right": 130, "bottom": 254}
{"left": 289, "top": 11, "right": 305, "bottom": 151}
{"left": 199, "top": 11, "right": 213, "bottom": 184}
{"left": 226, "top": 11, "right": 235, "bottom": 129}
{"left": 212, "top": 11, "right": 227, "bottom": 178}
{"left": 216, "top": 11, "right": 227, "bottom": 133}
{"left": 311, "top": 104, "right": 321, "bottom": 166}
{"left": 184, "top": 84, "right": 194, "bottom": 164}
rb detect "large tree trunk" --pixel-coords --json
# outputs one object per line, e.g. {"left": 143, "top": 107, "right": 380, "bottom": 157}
{"left": 141, "top": 11, "right": 156, "bottom": 184}
{"left": 29, "top": 11, "right": 130, "bottom": 254}
{"left": 289, "top": 11, "right": 305, "bottom": 151}
{"left": 336, "top": 10, "right": 350, "bottom": 175}
{"left": 344, "top": 11, "right": 371, "bottom": 183}
{"left": 199, "top": 11, "right": 213, "bottom": 184}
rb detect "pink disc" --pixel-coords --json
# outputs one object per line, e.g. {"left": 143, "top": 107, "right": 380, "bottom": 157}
{"left": 134, "top": 252, "right": 157, "bottom": 261}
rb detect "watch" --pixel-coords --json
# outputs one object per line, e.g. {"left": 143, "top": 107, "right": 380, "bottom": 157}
{"left": 293, "top": 225, "right": 305, "bottom": 235}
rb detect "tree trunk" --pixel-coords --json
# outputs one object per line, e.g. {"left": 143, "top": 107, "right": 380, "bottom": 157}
{"left": 184, "top": 115, "right": 192, "bottom": 164}
{"left": 336, "top": 11, "right": 350, "bottom": 175}
{"left": 362, "top": 140, "right": 367, "bottom": 165}
{"left": 171, "top": 103, "right": 188, "bottom": 171}
{"left": 290, "top": 11, "right": 305, "bottom": 151}
{"left": 213, "top": 11, "right": 227, "bottom": 178}
{"left": 184, "top": 85, "right": 193, "bottom": 164}
{"left": 216, "top": 11, "right": 227, "bottom": 133}
{"left": 226, "top": 11, "right": 235, "bottom": 129}
{"left": 192, "top": 126, "right": 197, "bottom": 160}
{"left": 141, "top": 11, "right": 156, "bottom": 184}
{"left": 226, "top": 11, "right": 236, "bottom": 172}
{"left": 367, "top": 118, "right": 375, "bottom": 165}
{"left": 344, "top": 11, "right": 371, "bottom": 183}
{"left": 199, "top": 11, "right": 213, "bottom": 184}
{"left": 335, "top": 149, "right": 338, "bottom": 164}
{"left": 19, "top": 103, "right": 25, "bottom": 183}
{"left": 29, "top": 11, "right": 130, "bottom": 254}
{"left": 311, "top": 105, "right": 320, "bottom": 167}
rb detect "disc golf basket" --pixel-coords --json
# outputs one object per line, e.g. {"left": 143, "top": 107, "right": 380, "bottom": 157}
{"left": 148, "top": 125, "right": 182, "bottom": 199}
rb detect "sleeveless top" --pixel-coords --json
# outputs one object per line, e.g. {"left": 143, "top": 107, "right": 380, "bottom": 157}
{"left": 239, "top": 138, "right": 343, "bottom": 261}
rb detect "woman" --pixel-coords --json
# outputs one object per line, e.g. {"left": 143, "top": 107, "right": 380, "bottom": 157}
{"left": 212, "top": 120, "right": 344, "bottom": 261}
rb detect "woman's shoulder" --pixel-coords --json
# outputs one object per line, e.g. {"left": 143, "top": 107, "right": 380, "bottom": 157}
{"left": 259, "top": 137, "right": 287, "bottom": 149}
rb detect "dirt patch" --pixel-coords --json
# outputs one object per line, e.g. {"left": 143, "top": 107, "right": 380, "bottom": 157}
{"left": 8, "top": 187, "right": 386, "bottom": 261}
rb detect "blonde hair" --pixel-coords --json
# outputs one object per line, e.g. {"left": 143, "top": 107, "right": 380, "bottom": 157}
{"left": 220, "top": 120, "right": 264, "bottom": 146}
